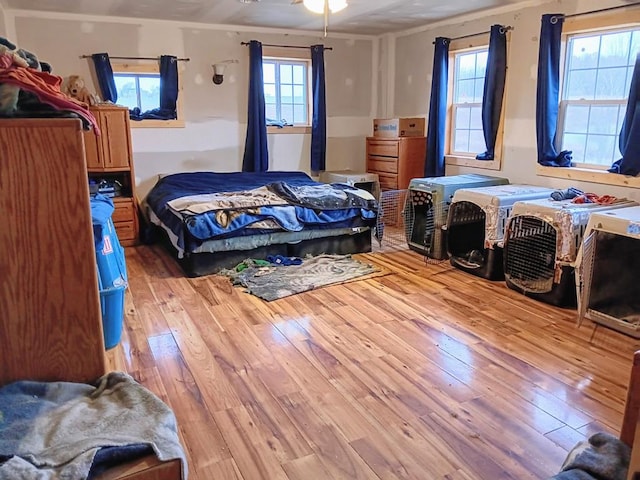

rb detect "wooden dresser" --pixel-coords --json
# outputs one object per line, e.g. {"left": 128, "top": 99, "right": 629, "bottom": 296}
{"left": 0, "top": 117, "right": 181, "bottom": 479}
{"left": 366, "top": 136, "right": 427, "bottom": 190}
{"left": 83, "top": 104, "right": 139, "bottom": 246}
{"left": 0, "top": 118, "right": 107, "bottom": 385}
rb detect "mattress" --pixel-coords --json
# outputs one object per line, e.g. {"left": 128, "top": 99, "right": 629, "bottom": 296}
{"left": 145, "top": 171, "right": 378, "bottom": 255}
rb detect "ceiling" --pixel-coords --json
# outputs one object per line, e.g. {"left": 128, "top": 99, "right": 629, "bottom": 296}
{"left": 4, "top": 0, "right": 536, "bottom": 35}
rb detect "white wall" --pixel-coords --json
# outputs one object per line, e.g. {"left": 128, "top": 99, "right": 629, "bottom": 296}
{"left": 391, "top": 0, "right": 640, "bottom": 202}
{"left": 9, "top": 12, "right": 376, "bottom": 199}
{"left": 0, "top": 4, "right": 7, "bottom": 38}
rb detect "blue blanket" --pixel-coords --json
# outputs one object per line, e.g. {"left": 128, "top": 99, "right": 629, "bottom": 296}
{"left": 146, "top": 171, "right": 378, "bottom": 252}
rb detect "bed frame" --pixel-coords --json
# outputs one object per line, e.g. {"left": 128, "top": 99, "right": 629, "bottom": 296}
{"left": 151, "top": 223, "right": 373, "bottom": 277}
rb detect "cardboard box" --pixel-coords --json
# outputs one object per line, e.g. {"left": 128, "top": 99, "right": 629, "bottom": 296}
{"left": 373, "top": 117, "right": 425, "bottom": 138}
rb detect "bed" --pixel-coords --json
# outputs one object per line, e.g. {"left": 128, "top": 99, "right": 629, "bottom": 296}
{"left": 143, "top": 171, "right": 378, "bottom": 277}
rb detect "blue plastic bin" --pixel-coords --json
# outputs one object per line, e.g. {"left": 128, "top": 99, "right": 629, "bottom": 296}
{"left": 91, "top": 194, "right": 128, "bottom": 349}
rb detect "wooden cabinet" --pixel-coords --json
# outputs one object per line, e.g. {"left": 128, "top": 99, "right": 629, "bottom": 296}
{"left": 0, "top": 118, "right": 107, "bottom": 385}
{"left": 366, "top": 136, "right": 427, "bottom": 190}
{"left": 0, "top": 120, "right": 180, "bottom": 480}
{"left": 84, "top": 104, "right": 139, "bottom": 246}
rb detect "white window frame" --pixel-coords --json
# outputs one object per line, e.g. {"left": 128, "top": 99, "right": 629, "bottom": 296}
{"left": 445, "top": 34, "right": 504, "bottom": 171}
{"left": 111, "top": 63, "right": 185, "bottom": 129}
{"left": 558, "top": 27, "right": 638, "bottom": 170}
{"left": 536, "top": 9, "right": 640, "bottom": 188}
{"left": 262, "top": 46, "right": 312, "bottom": 134}
{"left": 450, "top": 49, "right": 485, "bottom": 157}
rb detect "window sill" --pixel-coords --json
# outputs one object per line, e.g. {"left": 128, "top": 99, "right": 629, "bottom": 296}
{"left": 129, "top": 119, "right": 185, "bottom": 129}
{"left": 267, "top": 126, "right": 311, "bottom": 134}
{"left": 536, "top": 165, "right": 640, "bottom": 188}
{"left": 445, "top": 154, "right": 501, "bottom": 171}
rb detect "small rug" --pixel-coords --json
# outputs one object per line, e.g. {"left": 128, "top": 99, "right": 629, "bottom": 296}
{"left": 221, "top": 254, "right": 380, "bottom": 301}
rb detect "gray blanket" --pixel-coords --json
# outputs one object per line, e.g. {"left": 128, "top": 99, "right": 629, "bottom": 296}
{"left": 0, "top": 372, "right": 187, "bottom": 479}
{"left": 550, "top": 432, "right": 630, "bottom": 480}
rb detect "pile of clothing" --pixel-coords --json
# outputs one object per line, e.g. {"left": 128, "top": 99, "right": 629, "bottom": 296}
{"left": 550, "top": 187, "right": 618, "bottom": 205}
{"left": 0, "top": 36, "right": 97, "bottom": 131}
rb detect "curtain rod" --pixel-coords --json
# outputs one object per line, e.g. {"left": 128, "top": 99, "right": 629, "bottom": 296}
{"left": 240, "top": 42, "right": 333, "bottom": 50}
{"left": 553, "top": 1, "right": 640, "bottom": 22}
{"left": 80, "top": 55, "right": 190, "bottom": 62}
{"left": 432, "top": 25, "right": 512, "bottom": 44}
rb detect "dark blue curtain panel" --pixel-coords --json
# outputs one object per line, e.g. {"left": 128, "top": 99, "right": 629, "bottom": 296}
{"left": 535, "top": 14, "right": 572, "bottom": 167}
{"left": 91, "top": 53, "right": 117, "bottom": 103}
{"left": 310, "top": 45, "right": 327, "bottom": 173}
{"left": 242, "top": 40, "right": 269, "bottom": 173}
{"left": 476, "top": 25, "right": 507, "bottom": 161}
{"left": 610, "top": 53, "right": 640, "bottom": 176}
{"left": 425, "top": 37, "right": 450, "bottom": 177}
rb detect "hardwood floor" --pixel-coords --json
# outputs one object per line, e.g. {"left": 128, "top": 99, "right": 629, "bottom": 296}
{"left": 106, "top": 243, "right": 640, "bottom": 479}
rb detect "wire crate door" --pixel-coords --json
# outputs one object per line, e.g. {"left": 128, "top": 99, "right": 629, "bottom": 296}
{"left": 504, "top": 215, "right": 558, "bottom": 293}
{"left": 577, "top": 230, "right": 597, "bottom": 327}
{"left": 376, "top": 189, "right": 409, "bottom": 249}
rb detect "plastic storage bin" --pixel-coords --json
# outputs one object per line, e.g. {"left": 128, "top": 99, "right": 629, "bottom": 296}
{"left": 91, "top": 194, "right": 128, "bottom": 349}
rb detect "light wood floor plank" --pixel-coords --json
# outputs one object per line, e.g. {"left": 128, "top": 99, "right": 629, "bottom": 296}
{"left": 105, "top": 245, "right": 640, "bottom": 479}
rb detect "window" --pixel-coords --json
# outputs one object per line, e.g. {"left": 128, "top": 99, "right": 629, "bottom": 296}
{"left": 111, "top": 63, "right": 184, "bottom": 128}
{"left": 559, "top": 28, "right": 640, "bottom": 168}
{"left": 445, "top": 36, "right": 503, "bottom": 171}
{"left": 263, "top": 58, "right": 310, "bottom": 126}
{"left": 113, "top": 72, "right": 160, "bottom": 112}
{"left": 450, "top": 48, "right": 488, "bottom": 155}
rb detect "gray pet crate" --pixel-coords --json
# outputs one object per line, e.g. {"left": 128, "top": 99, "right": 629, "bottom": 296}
{"left": 403, "top": 174, "right": 509, "bottom": 259}
{"left": 504, "top": 198, "right": 637, "bottom": 308}
{"left": 446, "top": 185, "right": 554, "bottom": 280}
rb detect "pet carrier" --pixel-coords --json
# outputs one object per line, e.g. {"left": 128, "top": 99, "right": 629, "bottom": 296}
{"left": 446, "top": 185, "right": 554, "bottom": 280}
{"left": 503, "top": 198, "right": 637, "bottom": 307}
{"left": 403, "top": 174, "right": 509, "bottom": 259}
{"left": 577, "top": 206, "right": 640, "bottom": 338}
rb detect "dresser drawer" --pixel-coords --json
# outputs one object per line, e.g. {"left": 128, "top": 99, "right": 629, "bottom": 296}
{"left": 112, "top": 199, "right": 135, "bottom": 224}
{"left": 367, "top": 156, "right": 398, "bottom": 174}
{"left": 377, "top": 173, "right": 398, "bottom": 190}
{"left": 367, "top": 140, "right": 399, "bottom": 157}
{"left": 114, "top": 221, "right": 135, "bottom": 242}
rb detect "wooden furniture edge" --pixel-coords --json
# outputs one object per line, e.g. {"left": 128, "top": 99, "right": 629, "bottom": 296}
{"left": 95, "top": 455, "right": 182, "bottom": 480}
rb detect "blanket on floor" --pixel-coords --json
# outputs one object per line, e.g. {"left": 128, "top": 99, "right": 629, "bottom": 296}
{"left": 549, "top": 432, "right": 629, "bottom": 480}
{"left": 0, "top": 372, "right": 187, "bottom": 480}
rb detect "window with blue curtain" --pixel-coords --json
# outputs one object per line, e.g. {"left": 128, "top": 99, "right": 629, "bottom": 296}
{"left": 557, "top": 27, "right": 640, "bottom": 173}
{"left": 91, "top": 54, "right": 180, "bottom": 123}
{"left": 446, "top": 25, "right": 508, "bottom": 165}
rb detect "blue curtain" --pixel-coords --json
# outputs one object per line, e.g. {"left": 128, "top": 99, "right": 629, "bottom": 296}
{"left": 311, "top": 45, "right": 327, "bottom": 172}
{"left": 242, "top": 40, "right": 269, "bottom": 173}
{"left": 425, "top": 37, "right": 450, "bottom": 177}
{"left": 536, "top": 14, "right": 572, "bottom": 167}
{"left": 476, "top": 25, "right": 507, "bottom": 161}
{"left": 91, "top": 53, "right": 117, "bottom": 103}
{"left": 610, "top": 53, "right": 640, "bottom": 176}
{"left": 130, "top": 55, "right": 179, "bottom": 121}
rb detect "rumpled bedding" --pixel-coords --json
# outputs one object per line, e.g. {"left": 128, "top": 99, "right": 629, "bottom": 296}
{"left": 146, "top": 171, "right": 378, "bottom": 252}
{"left": 0, "top": 372, "right": 187, "bottom": 480}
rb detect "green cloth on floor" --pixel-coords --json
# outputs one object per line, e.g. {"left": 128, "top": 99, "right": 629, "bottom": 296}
{"left": 234, "top": 259, "right": 272, "bottom": 272}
